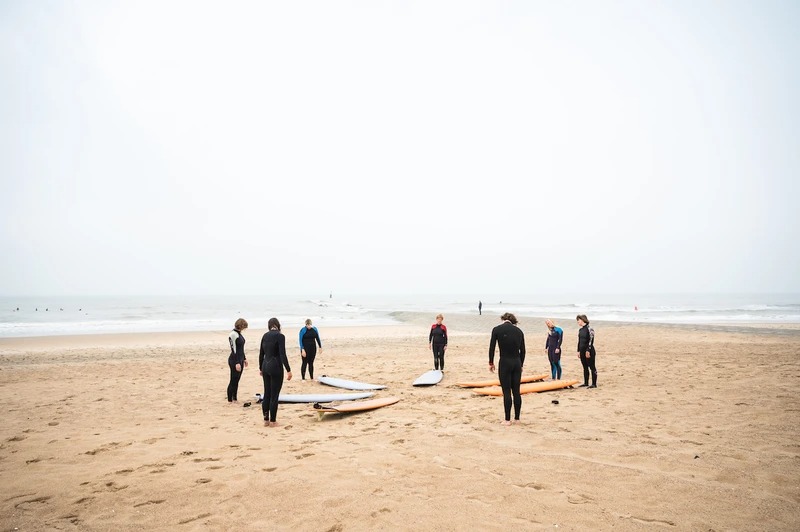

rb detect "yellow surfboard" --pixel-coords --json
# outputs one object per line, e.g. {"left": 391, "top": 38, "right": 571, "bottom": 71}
{"left": 313, "top": 396, "right": 401, "bottom": 419}
{"left": 472, "top": 379, "right": 580, "bottom": 396}
{"left": 456, "top": 373, "right": 550, "bottom": 388}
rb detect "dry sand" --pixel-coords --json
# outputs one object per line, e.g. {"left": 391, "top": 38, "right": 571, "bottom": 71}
{"left": 1, "top": 313, "right": 799, "bottom": 531}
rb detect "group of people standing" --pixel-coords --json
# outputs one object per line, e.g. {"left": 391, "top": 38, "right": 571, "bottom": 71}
{"left": 486, "top": 313, "right": 599, "bottom": 425}
{"left": 225, "top": 318, "right": 323, "bottom": 427}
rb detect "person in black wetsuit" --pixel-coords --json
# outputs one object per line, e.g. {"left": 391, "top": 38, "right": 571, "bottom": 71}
{"left": 576, "top": 314, "right": 597, "bottom": 388}
{"left": 259, "top": 317, "right": 293, "bottom": 427}
{"left": 299, "top": 319, "right": 323, "bottom": 380}
{"left": 227, "top": 318, "right": 249, "bottom": 403}
{"left": 544, "top": 319, "right": 563, "bottom": 380}
{"left": 428, "top": 313, "right": 448, "bottom": 371}
{"left": 489, "top": 312, "right": 526, "bottom": 425}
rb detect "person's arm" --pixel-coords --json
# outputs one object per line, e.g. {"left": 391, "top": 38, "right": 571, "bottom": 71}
{"left": 556, "top": 328, "right": 563, "bottom": 351}
{"left": 259, "top": 336, "right": 266, "bottom": 370}
{"left": 229, "top": 331, "right": 237, "bottom": 355}
{"left": 429, "top": 326, "right": 434, "bottom": 344}
{"left": 235, "top": 335, "right": 246, "bottom": 366}
{"left": 314, "top": 326, "right": 322, "bottom": 348}
{"left": 489, "top": 328, "right": 497, "bottom": 368}
{"left": 442, "top": 325, "right": 448, "bottom": 346}
{"left": 299, "top": 328, "right": 306, "bottom": 350}
{"left": 279, "top": 334, "right": 291, "bottom": 372}
{"left": 519, "top": 331, "right": 526, "bottom": 367}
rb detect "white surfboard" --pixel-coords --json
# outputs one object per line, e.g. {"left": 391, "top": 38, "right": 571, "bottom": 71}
{"left": 412, "top": 369, "right": 443, "bottom": 386}
{"left": 278, "top": 392, "right": 374, "bottom": 403}
{"left": 318, "top": 375, "right": 387, "bottom": 391}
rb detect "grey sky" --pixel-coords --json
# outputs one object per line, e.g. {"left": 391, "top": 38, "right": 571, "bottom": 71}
{"left": 1, "top": 1, "right": 798, "bottom": 297}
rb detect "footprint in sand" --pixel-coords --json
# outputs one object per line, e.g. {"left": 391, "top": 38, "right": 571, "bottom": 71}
{"left": 133, "top": 499, "right": 165, "bottom": 508}
{"left": 15, "top": 495, "right": 51, "bottom": 510}
{"left": 295, "top": 453, "right": 314, "bottom": 460}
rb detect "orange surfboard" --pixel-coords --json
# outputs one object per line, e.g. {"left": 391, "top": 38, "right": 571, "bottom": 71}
{"left": 472, "top": 379, "right": 580, "bottom": 396}
{"left": 456, "top": 373, "right": 550, "bottom": 388}
{"left": 313, "top": 396, "right": 401, "bottom": 419}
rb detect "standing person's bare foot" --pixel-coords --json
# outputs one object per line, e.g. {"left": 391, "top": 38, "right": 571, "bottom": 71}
{"left": 501, "top": 420, "right": 512, "bottom": 426}
{"left": 263, "top": 420, "right": 270, "bottom": 427}
{"left": 512, "top": 419, "right": 521, "bottom": 425}
{"left": 269, "top": 422, "right": 280, "bottom": 428}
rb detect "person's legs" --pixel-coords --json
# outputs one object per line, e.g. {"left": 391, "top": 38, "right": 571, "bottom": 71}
{"left": 580, "top": 355, "right": 590, "bottom": 386}
{"left": 261, "top": 373, "right": 272, "bottom": 421}
{"left": 306, "top": 351, "right": 317, "bottom": 380}
{"left": 588, "top": 349, "right": 597, "bottom": 387}
{"left": 227, "top": 360, "right": 238, "bottom": 401}
{"left": 510, "top": 364, "right": 522, "bottom": 421}
{"left": 268, "top": 372, "right": 284, "bottom": 423}
{"left": 229, "top": 363, "right": 242, "bottom": 401}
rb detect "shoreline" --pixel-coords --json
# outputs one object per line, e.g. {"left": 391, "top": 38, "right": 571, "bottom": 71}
{"left": 2, "top": 311, "right": 799, "bottom": 351}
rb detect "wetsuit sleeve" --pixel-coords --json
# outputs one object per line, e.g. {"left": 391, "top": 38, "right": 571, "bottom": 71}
{"left": 279, "top": 334, "right": 291, "bottom": 372}
{"left": 556, "top": 328, "right": 563, "bottom": 350}
{"left": 519, "top": 331, "right": 526, "bottom": 367}
{"left": 442, "top": 325, "right": 448, "bottom": 345}
{"left": 229, "top": 331, "right": 237, "bottom": 355}
{"left": 429, "top": 325, "right": 434, "bottom": 343}
{"left": 259, "top": 336, "right": 266, "bottom": 369}
{"left": 545, "top": 334, "right": 550, "bottom": 349}
{"left": 314, "top": 327, "right": 322, "bottom": 347}
{"left": 489, "top": 328, "right": 498, "bottom": 364}
{"left": 298, "top": 328, "right": 306, "bottom": 349}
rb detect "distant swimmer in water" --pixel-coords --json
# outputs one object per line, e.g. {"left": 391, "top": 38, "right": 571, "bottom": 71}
{"left": 260, "top": 318, "right": 292, "bottom": 427}
{"left": 489, "top": 312, "right": 526, "bottom": 426}
{"left": 227, "top": 318, "right": 249, "bottom": 403}
{"left": 298, "top": 319, "right": 323, "bottom": 380}
{"left": 544, "top": 319, "right": 563, "bottom": 380}
{"left": 429, "top": 314, "right": 448, "bottom": 371}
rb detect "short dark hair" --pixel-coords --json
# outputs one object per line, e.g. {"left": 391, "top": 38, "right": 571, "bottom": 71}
{"left": 268, "top": 317, "right": 281, "bottom": 331}
{"left": 576, "top": 314, "right": 589, "bottom": 324}
{"left": 500, "top": 312, "right": 518, "bottom": 324}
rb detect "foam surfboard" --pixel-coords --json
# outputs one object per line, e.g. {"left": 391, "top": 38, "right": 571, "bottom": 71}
{"left": 472, "top": 379, "right": 580, "bottom": 396}
{"left": 412, "top": 369, "right": 443, "bottom": 386}
{"left": 313, "top": 396, "right": 401, "bottom": 419}
{"left": 278, "top": 392, "right": 374, "bottom": 403}
{"left": 318, "top": 375, "right": 387, "bottom": 391}
{"left": 456, "top": 373, "right": 550, "bottom": 388}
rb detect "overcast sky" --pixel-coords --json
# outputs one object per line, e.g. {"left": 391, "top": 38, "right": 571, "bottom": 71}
{"left": 1, "top": 1, "right": 798, "bottom": 297}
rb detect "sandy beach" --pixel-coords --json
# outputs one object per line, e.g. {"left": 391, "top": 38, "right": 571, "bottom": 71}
{"left": 1, "top": 312, "right": 799, "bottom": 531}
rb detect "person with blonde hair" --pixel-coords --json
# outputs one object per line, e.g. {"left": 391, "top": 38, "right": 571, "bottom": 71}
{"left": 544, "top": 319, "right": 563, "bottom": 380}
{"left": 428, "top": 313, "right": 448, "bottom": 371}
{"left": 298, "top": 318, "right": 323, "bottom": 380}
{"left": 226, "top": 318, "right": 249, "bottom": 403}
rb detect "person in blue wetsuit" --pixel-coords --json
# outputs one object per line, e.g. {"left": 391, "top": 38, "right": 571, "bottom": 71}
{"left": 576, "top": 314, "right": 597, "bottom": 388}
{"left": 428, "top": 314, "right": 448, "bottom": 371}
{"left": 489, "top": 312, "right": 526, "bottom": 426}
{"left": 544, "top": 319, "right": 563, "bottom": 380}
{"left": 298, "top": 319, "right": 323, "bottom": 380}
{"left": 227, "top": 318, "right": 249, "bottom": 403}
{"left": 260, "top": 318, "right": 293, "bottom": 427}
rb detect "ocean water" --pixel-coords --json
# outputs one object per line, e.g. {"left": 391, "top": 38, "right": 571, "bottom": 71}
{"left": 0, "top": 294, "right": 798, "bottom": 338}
